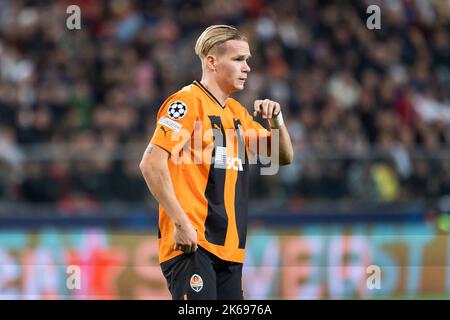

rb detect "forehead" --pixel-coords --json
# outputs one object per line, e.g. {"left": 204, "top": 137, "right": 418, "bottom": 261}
{"left": 224, "top": 40, "right": 250, "bottom": 56}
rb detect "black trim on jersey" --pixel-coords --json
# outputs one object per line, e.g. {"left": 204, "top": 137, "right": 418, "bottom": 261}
{"left": 204, "top": 116, "right": 228, "bottom": 246}
{"left": 234, "top": 119, "right": 249, "bottom": 249}
{"left": 193, "top": 81, "right": 226, "bottom": 109}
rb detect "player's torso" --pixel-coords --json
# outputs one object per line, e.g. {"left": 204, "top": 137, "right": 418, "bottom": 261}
{"left": 161, "top": 83, "right": 250, "bottom": 263}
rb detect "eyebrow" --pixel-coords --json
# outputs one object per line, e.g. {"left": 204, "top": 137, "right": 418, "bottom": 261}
{"left": 234, "top": 54, "right": 252, "bottom": 59}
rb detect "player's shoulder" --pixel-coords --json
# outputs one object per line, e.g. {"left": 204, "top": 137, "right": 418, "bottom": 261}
{"left": 162, "top": 84, "right": 196, "bottom": 110}
{"left": 166, "top": 83, "right": 198, "bottom": 103}
{"left": 160, "top": 83, "right": 199, "bottom": 117}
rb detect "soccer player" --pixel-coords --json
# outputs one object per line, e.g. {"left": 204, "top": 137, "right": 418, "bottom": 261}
{"left": 139, "top": 25, "right": 293, "bottom": 300}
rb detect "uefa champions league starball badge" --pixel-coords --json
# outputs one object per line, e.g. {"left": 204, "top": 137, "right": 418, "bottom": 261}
{"left": 168, "top": 101, "right": 187, "bottom": 120}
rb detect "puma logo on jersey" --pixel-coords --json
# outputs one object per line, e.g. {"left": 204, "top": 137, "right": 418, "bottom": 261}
{"left": 159, "top": 126, "right": 169, "bottom": 136}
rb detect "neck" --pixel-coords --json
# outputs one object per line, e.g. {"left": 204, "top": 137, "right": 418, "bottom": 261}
{"left": 200, "top": 77, "right": 228, "bottom": 106}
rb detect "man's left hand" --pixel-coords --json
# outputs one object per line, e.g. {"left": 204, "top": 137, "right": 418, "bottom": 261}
{"left": 253, "top": 99, "right": 281, "bottom": 119}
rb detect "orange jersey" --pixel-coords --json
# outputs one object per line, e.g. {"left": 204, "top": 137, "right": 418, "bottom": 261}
{"left": 150, "top": 81, "right": 270, "bottom": 264}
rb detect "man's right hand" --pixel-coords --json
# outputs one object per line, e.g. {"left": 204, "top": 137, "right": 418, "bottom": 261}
{"left": 173, "top": 221, "right": 198, "bottom": 254}
{"left": 140, "top": 144, "right": 199, "bottom": 255}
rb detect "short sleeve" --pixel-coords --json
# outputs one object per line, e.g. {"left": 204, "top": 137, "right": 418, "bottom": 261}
{"left": 150, "top": 92, "right": 197, "bottom": 155}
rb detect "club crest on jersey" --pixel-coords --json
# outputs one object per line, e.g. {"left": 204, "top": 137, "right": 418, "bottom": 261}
{"left": 168, "top": 101, "right": 187, "bottom": 120}
{"left": 190, "top": 274, "right": 203, "bottom": 292}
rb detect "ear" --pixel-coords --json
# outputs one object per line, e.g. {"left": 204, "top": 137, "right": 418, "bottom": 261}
{"left": 205, "top": 54, "right": 217, "bottom": 71}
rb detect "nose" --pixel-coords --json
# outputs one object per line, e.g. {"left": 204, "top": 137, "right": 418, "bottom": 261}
{"left": 243, "top": 61, "right": 251, "bottom": 73}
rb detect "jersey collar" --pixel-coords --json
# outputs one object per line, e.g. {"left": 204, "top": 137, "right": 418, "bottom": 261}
{"left": 193, "top": 81, "right": 226, "bottom": 109}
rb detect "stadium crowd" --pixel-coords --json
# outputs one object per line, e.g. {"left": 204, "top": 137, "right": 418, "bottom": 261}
{"left": 0, "top": 0, "right": 449, "bottom": 212}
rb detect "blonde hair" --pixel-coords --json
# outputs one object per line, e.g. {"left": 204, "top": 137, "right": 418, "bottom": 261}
{"left": 195, "top": 25, "right": 247, "bottom": 59}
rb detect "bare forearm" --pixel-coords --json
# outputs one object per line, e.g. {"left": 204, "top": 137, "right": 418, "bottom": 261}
{"left": 268, "top": 123, "right": 293, "bottom": 166}
{"left": 140, "top": 162, "right": 190, "bottom": 227}
{"left": 276, "top": 124, "right": 293, "bottom": 165}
